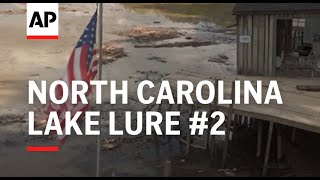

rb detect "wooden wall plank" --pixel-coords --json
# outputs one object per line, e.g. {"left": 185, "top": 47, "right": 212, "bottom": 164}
{"left": 252, "top": 15, "right": 259, "bottom": 74}
{"left": 238, "top": 16, "right": 244, "bottom": 74}
{"left": 258, "top": 15, "right": 265, "bottom": 75}
{"left": 268, "top": 15, "right": 275, "bottom": 76}
{"left": 247, "top": 15, "right": 253, "bottom": 74}
{"left": 264, "top": 15, "right": 269, "bottom": 75}
{"left": 243, "top": 16, "right": 248, "bottom": 74}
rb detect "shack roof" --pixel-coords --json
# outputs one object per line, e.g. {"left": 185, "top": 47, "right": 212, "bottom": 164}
{"left": 233, "top": 3, "right": 320, "bottom": 15}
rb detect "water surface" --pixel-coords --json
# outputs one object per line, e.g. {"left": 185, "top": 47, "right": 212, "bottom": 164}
{"left": 122, "top": 3, "right": 235, "bottom": 27}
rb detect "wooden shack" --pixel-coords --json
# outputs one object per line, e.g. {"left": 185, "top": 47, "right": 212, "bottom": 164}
{"left": 233, "top": 3, "right": 320, "bottom": 76}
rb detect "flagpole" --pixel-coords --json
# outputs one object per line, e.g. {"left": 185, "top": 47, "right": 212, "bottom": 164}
{"left": 96, "top": 3, "right": 103, "bottom": 177}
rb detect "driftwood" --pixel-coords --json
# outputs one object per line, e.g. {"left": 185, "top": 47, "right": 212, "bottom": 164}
{"left": 134, "top": 41, "right": 215, "bottom": 48}
{"left": 296, "top": 85, "right": 320, "bottom": 92}
{"left": 117, "top": 26, "right": 179, "bottom": 42}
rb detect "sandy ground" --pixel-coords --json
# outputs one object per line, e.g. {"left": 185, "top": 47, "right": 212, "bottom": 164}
{"left": 1, "top": 3, "right": 320, "bottom": 177}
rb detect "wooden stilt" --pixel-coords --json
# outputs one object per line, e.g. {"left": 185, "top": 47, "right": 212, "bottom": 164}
{"left": 221, "top": 81, "right": 236, "bottom": 168}
{"left": 177, "top": 98, "right": 183, "bottom": 153}
{"left": 209, "top": 79, "right": 219, "bottom": 161}
{"left": 256, "top": 120, "right": 263, "bottom": 157}
{"left": 177, "top": 103, "right": 182, "bottom": 130}
{"left": 205, "top": 103, "right": 212, "bottom": 150}
{"left": 291, "top": 127, "right": 296, "bottom": 144}
{"left": 164, "top": 160, "right": 171, "bottom": 177}
{"left": 167, "top": 104, "right": 173, "bottom": 160}
{"left": 276, "top": 125, "right": 282, "bottom": 160}
{"left": 186, "top": 105, "right": 194, "bottom": 157}
{"left": 234, "top": 114, "right": 239, "bottom": 130}
{"left": 153, "top": 103, "right": 162, "bottom": 161}
{"left": 263, "top": 122, "right": 274, "bottom": 176}
{"left": 153, "top": 132, "right": 160, "bottom": 161}
{"left": 241, "top": 115, "right": 245, "bottom": 126}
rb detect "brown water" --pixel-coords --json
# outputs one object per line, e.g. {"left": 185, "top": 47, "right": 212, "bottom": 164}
{"left": 122, "top": 3, "right": 235, "bottom": 27}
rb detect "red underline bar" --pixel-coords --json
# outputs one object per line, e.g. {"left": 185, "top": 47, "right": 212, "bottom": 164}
{"left": 26, "top": 146, "right": 59, "bottom": 152}
{"left": 26, "top": 35, "right": 59, "bottom": 40}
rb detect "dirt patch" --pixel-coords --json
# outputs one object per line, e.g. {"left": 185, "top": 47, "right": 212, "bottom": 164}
{"left": 147, "top": 56, "right": 167, "bottom": 63}
{"left": 0, "top": 114, "right": 26, "bottom": 124}
{"left": 98, "top": 41, "right": 128, "bottom": 64}
{"left": 135, "top": 41, "right": 216, "bottom": 48}
{"left": 130, "top": 70, "right": 169, "bottom": 83}
{"left": 117, "top": 26, "right": 180, "bottom": 43}
{"left": 0, "top": 9, "right": 26, "bottom": 15}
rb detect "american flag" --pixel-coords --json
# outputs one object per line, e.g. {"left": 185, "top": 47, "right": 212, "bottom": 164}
{"left": 44, "top": 10, "right": 98, "bottom": 144}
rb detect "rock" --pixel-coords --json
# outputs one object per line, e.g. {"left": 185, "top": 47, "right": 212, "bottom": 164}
{"left": 217, "top": 168, "right": 237, "bottom": 177}
{"left": 185, "top": 36, "right": 192, "bottom": 40}
{"left": 197, "top": 169, "right": 206, "bottom": 174}
{"left": 102, "top": 138, "right": 121, "bottom": 151}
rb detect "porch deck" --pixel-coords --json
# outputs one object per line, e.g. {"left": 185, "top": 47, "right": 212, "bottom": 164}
{"left": 164, "top": 71, "right": 320, "bottom": 134}
{"left": 161, "top": 71, "right": 320, "bottom": 176}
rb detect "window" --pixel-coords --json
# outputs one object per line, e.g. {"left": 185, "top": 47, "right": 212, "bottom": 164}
{"left": 292, "top": 18, "right": 305, "bottom": 27}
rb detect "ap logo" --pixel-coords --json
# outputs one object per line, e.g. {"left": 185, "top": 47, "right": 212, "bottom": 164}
{"left": 26, "top": 3, "right": 59, "bottom": 40}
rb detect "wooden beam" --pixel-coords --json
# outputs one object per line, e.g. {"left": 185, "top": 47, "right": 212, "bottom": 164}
{"left": 256, "top": 120, "right": 263, "bottom": 157}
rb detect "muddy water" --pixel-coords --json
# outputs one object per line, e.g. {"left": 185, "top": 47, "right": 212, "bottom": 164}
{"left": 122, "top": 3, "right": 235, "bottom": 27}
